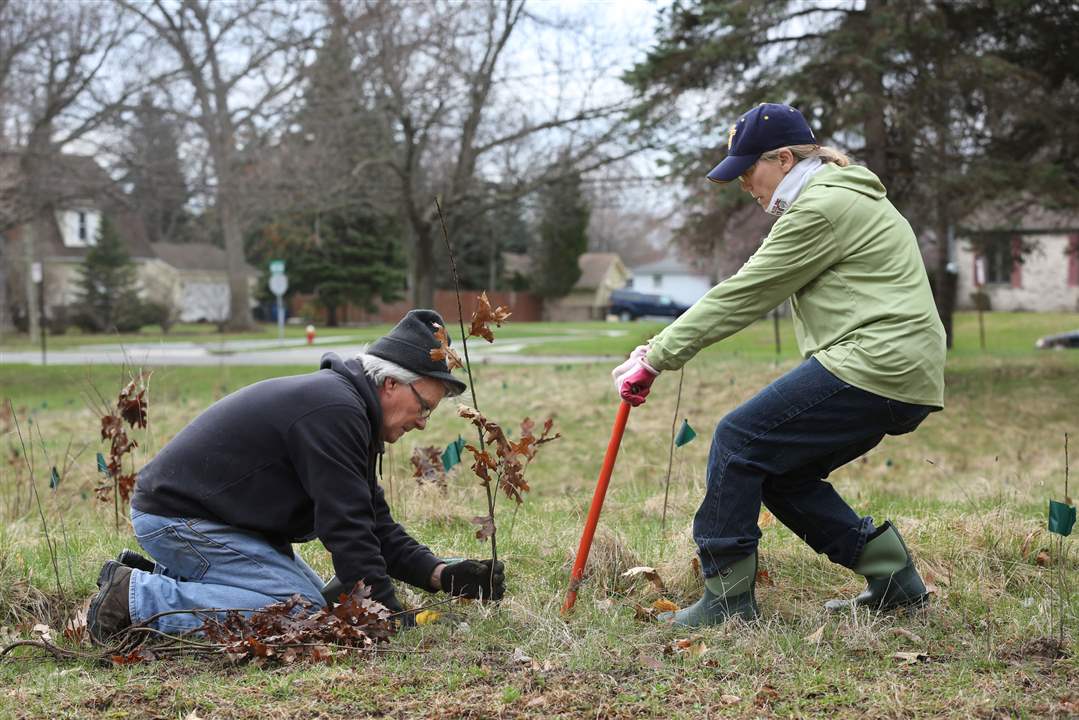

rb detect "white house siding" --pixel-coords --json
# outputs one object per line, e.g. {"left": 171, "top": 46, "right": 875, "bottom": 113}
{"left": 629, "top": 272, "right": 713, "bottom": 307}
{"left": 179, "top": 275, "right": 231, "bottom": 322}
{"left": 956, "top": 233, "right": 1079, "bottom": 312}
{"left": 137, "top": 259, "right": 183, "bottom": 309}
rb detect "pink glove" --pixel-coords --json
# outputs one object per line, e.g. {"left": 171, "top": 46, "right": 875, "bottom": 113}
{"left": 611, "top": 344, "right": 650, "bottom": 381}
{"left": 614, "top": 356, "right": 659, "bottom": 406}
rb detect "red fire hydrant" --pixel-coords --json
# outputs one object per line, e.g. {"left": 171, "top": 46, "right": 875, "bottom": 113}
{"left": 305, "top": 324, "right": 316, "bottom": 345}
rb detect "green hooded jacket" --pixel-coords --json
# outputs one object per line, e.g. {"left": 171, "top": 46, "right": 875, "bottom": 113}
{"left": 646, "top": 163, "right": 945, "bottom": 408}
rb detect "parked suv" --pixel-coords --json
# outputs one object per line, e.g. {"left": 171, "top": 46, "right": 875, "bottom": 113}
{"left": 607, "top": 288, "right": 689, "bottom": 321}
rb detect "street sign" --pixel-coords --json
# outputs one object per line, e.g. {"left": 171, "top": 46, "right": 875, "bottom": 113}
{"left": 268, "top": 273, "right": 288, "bottom": 296}
{"left": 31, "top": 262, "right": 42, "bottom": 284}
{"left": 269, "top": 260, "right": 286, "bottom": 274}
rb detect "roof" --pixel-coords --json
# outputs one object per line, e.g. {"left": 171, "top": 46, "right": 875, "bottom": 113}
{"left": 502, "top": 252, "right": 532, "bottom": 276}
{"left": 962, "top": 199, "right": 1079, "bottom": 233}
{"left": 0, "top": 152, "right": 120, "bottom": 208}
{"left": 0, "top": 152, "right": 156, "bottom": 260}
{"left": 151, "top": 242, "right": 257, "bottom": 275}
{"left": 574, "top": 252, "right": 625, "bottom": 289}
{"left": 632, "top": 256, "right": 711, "bottom": 276}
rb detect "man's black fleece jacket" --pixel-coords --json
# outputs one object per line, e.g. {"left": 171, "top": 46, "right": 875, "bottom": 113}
{"left": 131, "top": 352, "right": 441, "bottom": 609}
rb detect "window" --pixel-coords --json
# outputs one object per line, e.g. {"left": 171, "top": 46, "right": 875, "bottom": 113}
{"left": 976, "top": 235, "right": 1019, "bottom": 286}
{"left": 58, "top": 208, "right": 99, "bottom": 247}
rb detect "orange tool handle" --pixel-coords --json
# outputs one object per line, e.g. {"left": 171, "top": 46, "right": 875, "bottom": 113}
{"left": 561, "top": 400, "right": 632, "bottom": 614}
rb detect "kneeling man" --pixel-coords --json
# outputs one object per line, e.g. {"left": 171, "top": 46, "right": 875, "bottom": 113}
{"left": 88, "top": 310, "right": 504, "bottom": 641}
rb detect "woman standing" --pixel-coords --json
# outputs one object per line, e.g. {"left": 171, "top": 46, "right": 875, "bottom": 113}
{"left": 613, "top": 103, "right": 945, "bottom": 626}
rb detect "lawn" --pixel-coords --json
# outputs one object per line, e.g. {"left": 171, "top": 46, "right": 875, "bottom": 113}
{"left": 3, "top": 310, "right": 1076, "bottom": 359}
{"left": 0, "top": 317, "right": 1076, "bottom": 718}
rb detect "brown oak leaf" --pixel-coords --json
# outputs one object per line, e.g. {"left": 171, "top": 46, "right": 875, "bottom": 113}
{"left": 430, "top": 324, "right": 464, "bottom": 370}
{"left": 468, "top": 292, "right": 511, "bottom": 343}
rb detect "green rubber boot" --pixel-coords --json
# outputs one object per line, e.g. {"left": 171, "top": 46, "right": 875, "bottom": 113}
{"left": 659, "top": 552, "right": 759, "bottom": 627}
{"left": 825, "top": 521, "right": 928, "bottom": 612}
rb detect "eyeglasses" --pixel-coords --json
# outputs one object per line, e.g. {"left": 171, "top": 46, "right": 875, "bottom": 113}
{"left": 407, "top": 383, "right": 434, "bottom": 420}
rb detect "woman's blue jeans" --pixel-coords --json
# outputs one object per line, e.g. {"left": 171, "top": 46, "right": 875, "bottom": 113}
{"left": 694, "top": 357, "right": 932, "bottom": 578}
{"left": 128, "top": 509, "right": 325, "bottom": 634}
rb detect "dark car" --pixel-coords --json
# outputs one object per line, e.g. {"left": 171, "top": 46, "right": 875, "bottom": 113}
{"left": 608, "top": 288, "right": 689, "bottom": 321}
{"left": 1035, "top": 329, "right": 1079, "bottom": 349}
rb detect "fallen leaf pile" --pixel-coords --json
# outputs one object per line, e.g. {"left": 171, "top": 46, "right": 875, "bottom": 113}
{"left": 198, "top": 581, "right": 396, "bottom": 664}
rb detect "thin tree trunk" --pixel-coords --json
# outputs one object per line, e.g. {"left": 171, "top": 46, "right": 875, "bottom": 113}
{"left": 22, "top": 223, "right": 39, "bottom": 342}
{"left": 219, "top": 187, "right": 253, "bottom": 331}
{"left": 861, "top": 0, "right": 890, "bottom": 186}
{"left": 411, "top": 222, "right": 436, "bottom": 308}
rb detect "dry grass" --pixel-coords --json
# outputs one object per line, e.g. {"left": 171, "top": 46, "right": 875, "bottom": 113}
{"left": 0, "top": 351, "right": 1076, "bottom": 718}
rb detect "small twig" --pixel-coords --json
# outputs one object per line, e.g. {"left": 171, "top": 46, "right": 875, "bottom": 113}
{"left": 661, "top": 369, "right": 685, "bottom": 531}
{"left": 434, "top": 196, "right": 497, "bottom": 572}
{"left": 12, "top": 416, "right": 64, "bottom": 602}
{"left": 1060, "top": 433, "right": 1070, "bottom": 648}
{"left": 506, "top": 502, "right": 521, "bottom": 543}
{"left": 0, "top": 640, "right": 74, "bottom": 661}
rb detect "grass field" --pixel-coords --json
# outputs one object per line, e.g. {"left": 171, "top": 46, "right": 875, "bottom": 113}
{"left": 0, "top": 313, "right": 1076, "bottom": 718}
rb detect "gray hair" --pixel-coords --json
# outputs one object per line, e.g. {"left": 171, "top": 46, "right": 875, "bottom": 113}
{"left": 355, "top": 348, "right": 461, "bottom": 396}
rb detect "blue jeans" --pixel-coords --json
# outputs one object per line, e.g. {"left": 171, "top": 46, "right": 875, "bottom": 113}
{"left": 128, "top": 510, "right": 325, "bottom": 634}
{"left": 694, "top": 357, "right": 931, "bottom": 578}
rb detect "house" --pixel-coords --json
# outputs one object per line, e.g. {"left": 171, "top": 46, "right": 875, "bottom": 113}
{"left": 628, "top": 256, "right": 715, "bottom": 307}
{"left": 149, "top": 243, "right": 258, "bottom": 323}
{"left": 1, "top": 153, "right": 258, "bottom": 328}
{"left": 545, "top": 252, "right": 630, "bottom": 321}
{"left": 956, "top": 205, "right": 1079, "bottom": 312}
{"left": 0, "top": 153, "right": 156, "bottom": 329}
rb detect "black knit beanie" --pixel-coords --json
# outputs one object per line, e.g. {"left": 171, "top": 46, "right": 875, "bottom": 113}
{"left": 367, "top": 309, "right": 467, "bottom": 396}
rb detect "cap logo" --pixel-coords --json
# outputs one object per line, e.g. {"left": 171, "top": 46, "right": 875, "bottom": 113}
{"left": 727, "top": 124, "right": 737, "bottom": 150}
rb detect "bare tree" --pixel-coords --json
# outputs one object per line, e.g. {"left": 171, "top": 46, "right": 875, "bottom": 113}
{"left": 325, "top": 0, "right": 645, "bottom": 306}
{"left": 0, "top": 1, "right": 136, "bottom": 340}
{"left": 119, "top": 0, "right": 314, "bottom": 330}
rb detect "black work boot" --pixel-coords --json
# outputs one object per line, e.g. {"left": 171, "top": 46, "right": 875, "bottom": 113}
{"left": 825, "top": 521, "right": 928, "bottom": 612}
{"left": 658, "top": 552, "right": 759, "bottom": 627}
{"left": 116, "top": 548, "right": 155, "bottom": 573}
{"left": 88, "top": 560, "right": 133, "bottom": 644}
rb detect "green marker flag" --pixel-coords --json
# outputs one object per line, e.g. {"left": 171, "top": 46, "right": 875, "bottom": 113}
{"left": 442, "top": 436, "right": 465, "bottom": 471}
{"left": 674, "top": 419, "right": 697, "bottom": 448}
{"left": 49, "top": 466, "right": 60, "bottom": 490}
{"left": 97, "top": 452, "right": 108, "bottom": 475}
{"left": 1048, "top": 500, "right": 1075, "bottom": 537}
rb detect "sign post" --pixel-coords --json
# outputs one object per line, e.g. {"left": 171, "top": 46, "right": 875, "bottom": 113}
{"left": 268, "top": 260, "right": 288, "bottom": 344}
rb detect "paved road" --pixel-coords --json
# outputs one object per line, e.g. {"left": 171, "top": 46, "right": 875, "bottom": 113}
{"left": 0, "top": 332, "right": 625, "bottom": 367}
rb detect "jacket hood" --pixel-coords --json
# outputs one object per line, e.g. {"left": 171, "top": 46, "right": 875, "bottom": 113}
{"left": 808, "top": 163, "right": 887, "bottom": 201}
{"left": 320, "top": 351, "right": 384, "bottom": 456}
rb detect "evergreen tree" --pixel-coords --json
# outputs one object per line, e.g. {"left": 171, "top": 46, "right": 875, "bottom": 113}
{"left": 308, "top": 213, "right": 407, "bottom": 326}
{"left": 253, "top": 210, "right": 407, "bottom": 327}
{"left": 531, "top": 170, "right": 590, "bottom": 299}
{"left": 76, "top": 216, "right": 142, "bottom": 332}
{"left": 437, "top": 188, "right": 533, "bottom": 291}
{"left": 124, "top": 94, "right": 189, "bottom": 243}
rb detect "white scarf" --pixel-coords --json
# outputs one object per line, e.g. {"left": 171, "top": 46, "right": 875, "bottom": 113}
{"left": 766, "top": 157, "right": 824, "bottom": 217}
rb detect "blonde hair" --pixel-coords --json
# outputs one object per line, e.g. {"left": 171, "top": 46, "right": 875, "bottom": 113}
{"left": 760, "top": 144, "right": 850, "bottom": 167}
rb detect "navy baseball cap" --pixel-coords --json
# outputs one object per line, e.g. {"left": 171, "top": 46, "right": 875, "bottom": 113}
{"left": 707, "top": 103, "right": 817, "bottom": 183}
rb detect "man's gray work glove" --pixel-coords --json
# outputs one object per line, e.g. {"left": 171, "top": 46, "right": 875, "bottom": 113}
{"left": 440, "top": 559, "right": 505, "bottom": 601}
